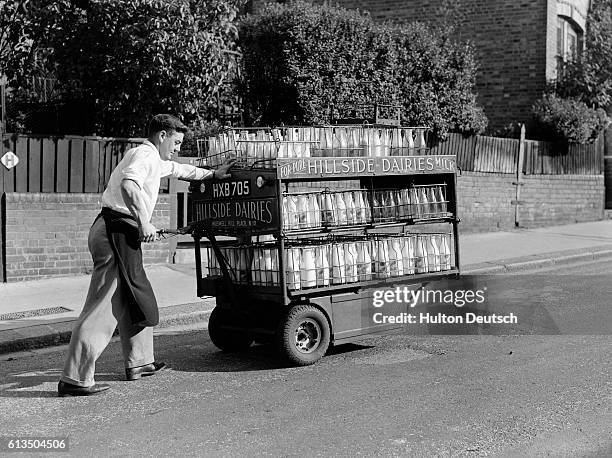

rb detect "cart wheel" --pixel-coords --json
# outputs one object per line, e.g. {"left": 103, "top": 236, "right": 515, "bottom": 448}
{"left": 277, "top": 305, "right": 331, "bottom": 366}
{"left": 208, "top": 307, "right": 254, "bottom": 352}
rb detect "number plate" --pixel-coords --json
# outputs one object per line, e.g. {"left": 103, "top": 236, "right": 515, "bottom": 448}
{"left": 211, "top": 180, "right": 251, "bottom": 198}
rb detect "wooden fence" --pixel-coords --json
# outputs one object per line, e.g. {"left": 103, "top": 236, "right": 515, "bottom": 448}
{"left": 0, "top": 134, "right": 144, "bottom": 193}
{"left": 430, "top": 133, "right": 604, "bottom": 175}
{"left": 0, "top": 131, "right": 604, "bottom": 194}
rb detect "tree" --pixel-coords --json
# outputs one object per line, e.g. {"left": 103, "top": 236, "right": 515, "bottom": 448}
{"left": 554, "top": 0, "right": 612, "bottom": 109}
{"left": 0, "top": 1, "right": 32, "bottom": 80}
{"left": 16, "top": 0, "right": 245, "bottom": 136}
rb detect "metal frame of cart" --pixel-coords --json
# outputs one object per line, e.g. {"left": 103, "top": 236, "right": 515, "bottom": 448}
{"left": 187, "top": 135, "right": 461, "bottom": 365}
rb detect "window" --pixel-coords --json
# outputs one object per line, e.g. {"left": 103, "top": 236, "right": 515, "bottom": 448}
{"left": 557, "top": 16, "right": 583, "bottom": 63}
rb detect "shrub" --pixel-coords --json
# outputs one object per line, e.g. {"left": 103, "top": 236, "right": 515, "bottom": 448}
{"left": 532, "top": 93, "right": 609, "bottom": 144}
{"left": 238, "top": 0, "right": 487, "bottom": 139}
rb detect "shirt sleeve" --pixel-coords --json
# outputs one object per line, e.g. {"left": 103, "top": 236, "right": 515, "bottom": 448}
{"left": 121, "top": 149, "right": 155, "bottom": 188}
{"left": 160, "top": 161, "right": 214, "bottom": 180}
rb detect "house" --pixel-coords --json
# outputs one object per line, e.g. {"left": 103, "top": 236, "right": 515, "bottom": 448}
{"left": 249, "top": 0, "right": 591, "bottom": 130}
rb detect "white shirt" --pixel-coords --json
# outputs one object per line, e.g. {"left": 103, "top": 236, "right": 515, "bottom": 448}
{"left": 101, "top": 140, "right": 212, "bottom": 223}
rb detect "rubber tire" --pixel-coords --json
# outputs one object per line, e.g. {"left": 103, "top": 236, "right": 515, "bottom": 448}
{"left": 208, "top": 307, "right": 254, "bottom": 352}
{"left": 277, "top": 305, "right": 331, "bottom": 366}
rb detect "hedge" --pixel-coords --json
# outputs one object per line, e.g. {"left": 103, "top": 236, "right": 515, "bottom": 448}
{"left": 238, "top": 0, "right": 487, "bottom": 139}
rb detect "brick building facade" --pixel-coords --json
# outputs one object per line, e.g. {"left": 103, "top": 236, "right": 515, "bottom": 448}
{"left": 250, "top": 0, "right": 591, "bottom": 130}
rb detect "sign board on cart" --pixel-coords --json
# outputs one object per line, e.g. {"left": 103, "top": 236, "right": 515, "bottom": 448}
{"left": 277, "top": 155, "right": 457, "bottom": 180}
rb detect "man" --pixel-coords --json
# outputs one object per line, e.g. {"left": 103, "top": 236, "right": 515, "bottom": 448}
{"left": 58, "top": 114, "right": 234, "bottom": 397}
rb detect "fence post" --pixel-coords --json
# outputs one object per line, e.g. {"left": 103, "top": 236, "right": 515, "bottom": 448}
{"left": 513, "top": 124, "right": 526, "bottom": 227}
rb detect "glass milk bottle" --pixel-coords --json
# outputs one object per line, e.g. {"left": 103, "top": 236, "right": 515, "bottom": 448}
{"left": 318, "top": 127, "right": 328, "bottom": 157}
{"left": 387, "top": 239, "right": 399, "bottom": 277}
{"left": 315, "top": 245, "right": 330, "bottom": 287}
{"left": 391, "top": 238, "right": 405, "bottom": 276}
{"left": 362, "top": 128, "right": 374, "bottom": 157}
{"left": 331, "top": 128, "right": 342, "bottom": 156}
{"left": 353, "top": 190, "right": 366, "bottom": 224}
{"left": 292, "top": 247, "right": 302, "bottom": 289}
{"left": 427, "top": 186, "right": 440, "bottom": 217}
{"left": 356, "top": 241, "right": 372, "bottom": 281}
{"left": 310, "top": 194, "right": 321, "bottom": 227}
{"left": 250, "top": 248, "right": 261, "bottom": 285}
{"left": 285, "top": 249, "right": 299, "bottom": 290}
{"left": 344, "top": 191, "right": 356, "bottom": 225}
{"left": 403, "top": 128, "right": 414, "bottom": 151}
{"left": 419, "top": 188, "right": 430, "bottom": 219}
{"left": 363, "top": 190, "right": 372, "bottom": 222}
{"left": 300, "top": 247, "right": 317, "bottom": 288}
{"left": 322, "top": 191, "right": 336, "bottom": 226}
{"left": 427, "top": 235, "right": 441, "bottom": 272}
{"left": 303, "top": 127, "right": 311, "bottom": 158}
{"left": 372, "top": 192, "right": 382, "bottom": 222}
{"left": 351, "top": 127, "right": 362, "bottom": 156}
{"left": 335, "top": 191, "right": 348, "bottom": 226}
{"left": 437, "top": 186, "right": 447, "bottom": 214}
{"left": 297, "top": 194, "right": 310, "bottom": 229}
{"left": 287, "top": 195, "right": 299, "bottom": 230}
{"left": 415, "top": 235, "right": 428, "bottom": 273}
{"left": 331, "top": 243, "right": 346, "bottom": 285}
{"left": 282, "top": 196, "right": 289, "bottom": 231}
{"left": 442, "top": 234, "right": 452, "bottom": 270}
{"left": 238, "top": 248, "right": 249, "bottom": 283}
{"left": 402, "top": 236, "right": 416, "bottom": 275}
{"left": 372, "top": 129, "right": 383, "bottom": 157}
{"left": 338, "top": 127, "right": 349, "bottom": 157}
{"left": 415, "top": 129, "right": 427, "bottom": 152}
{"left": 343, "top": 243, "right": 354, "bottom": 283}
{"left": 411, "top": 188, "right": 421, "bottom": 219}
{"left": 377, "top": 239, "right": 390, "bottom": 278}
{"left": 391, "top": 128, "right": 402, "bottom": 156}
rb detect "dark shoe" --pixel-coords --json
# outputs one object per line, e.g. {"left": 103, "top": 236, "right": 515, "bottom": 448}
{"left": 125, "top": 362, "right": 166, "bottom": 381}
{"left": 58, "top": 381, "right": 110, "bottom": 397}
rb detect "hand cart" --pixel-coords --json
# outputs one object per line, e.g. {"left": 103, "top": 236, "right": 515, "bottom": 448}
{"left": 184, "top": 126, "right": 460, "bottom": 365}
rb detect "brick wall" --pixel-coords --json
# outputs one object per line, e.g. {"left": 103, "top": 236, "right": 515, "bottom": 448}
{"left": 458, "top": 172, "right": 605, "bottom": 233}
{"left": 1, "top": 193, "right": 173, "bottom": 282}
{"left": 250, "top": 0, "right": 589, "bottom": 130}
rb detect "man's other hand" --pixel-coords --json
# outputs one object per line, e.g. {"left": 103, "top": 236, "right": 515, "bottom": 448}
{"left": 139, "top": 222, "right": 157, "bottom": 243}
{"left": 214, "top": 158, "right": 237, "bottom": 180}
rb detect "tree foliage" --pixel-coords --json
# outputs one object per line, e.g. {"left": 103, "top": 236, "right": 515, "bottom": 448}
{"left": 553, "top": 0, "right": 612, "bottom": 108}
{"left": 10, "top": 0, "right": 245, "bottom": 136}
{"left": 0, "top": 1, "right": 32, "bottom": 79}
{"left": 238, "top": 0, "right": 487, "bottom": 139}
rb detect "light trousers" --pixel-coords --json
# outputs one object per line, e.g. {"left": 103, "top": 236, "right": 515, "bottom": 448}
{"left": 60, "top": 217, "right": 154, "bottom": 387}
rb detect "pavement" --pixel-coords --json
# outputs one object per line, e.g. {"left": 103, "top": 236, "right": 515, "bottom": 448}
{"left": 1, "top": 219, "right": 612, "bottom": 355}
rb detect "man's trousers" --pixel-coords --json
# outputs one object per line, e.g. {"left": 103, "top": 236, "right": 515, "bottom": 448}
{"left": 60, "top": 217, "right": 155, "bottom": 387}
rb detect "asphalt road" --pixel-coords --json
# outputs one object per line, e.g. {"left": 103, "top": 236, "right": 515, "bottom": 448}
{"left": 1, "top": 260, "right": 611, "bottom": 457}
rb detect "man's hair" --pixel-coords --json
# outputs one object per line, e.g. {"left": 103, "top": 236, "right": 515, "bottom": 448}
{"left": 147, "top": 114, "right": 188, "bottom": 136}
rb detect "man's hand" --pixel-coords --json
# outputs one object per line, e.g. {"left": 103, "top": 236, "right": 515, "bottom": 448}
{"left": 139, "top": 221, "right": 157, "bottom": 243}
{"left": 214, "top": 157, "right": 237, "bottom": 180}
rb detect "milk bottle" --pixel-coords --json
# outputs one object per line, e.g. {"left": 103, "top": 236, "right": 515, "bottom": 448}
{"left": 391, "top": 238, "right": 405, "bottom": 276}
{"left": 282, "top": 196, "right": 289, "bottom": 231}
{"left": 402, "top": 236, "right": 416, "bottom": 275}
{"left": 402, "top": 128, "right": 415, "bottom": 151}
{"left": 372, "top": 192, "right": 382, "bottom": 222}
{"left": 362, "top": 128, "right": 374, "bottom": 157}
{"left": 331, "top": 243, "right": 346, "bottom": 285}
{"left": 351, "top": 128, "right": 362, "bottom": 156}
{"left": 344, "top": 191, "right": 356, "bottom": 225}
{"left": 427, "top": 186, "right": 439, "bottom": 216}
{"left": 338, "top": 127, "right": 349, "bottom": 157}
{"left": 343, "top": 243, "right": 358, "bottom": 283}
{"left": 322, "top": 192, "right": 336, "bottom": 226}
{"left": 382, "top": 129, "right": 392, "bottom": 156}
{"left": 356, "top": 241, "right": 372, "bottom": 281}
{"left": 427, "top": 235, "right": 441, "bottom": 272}
{"left": 437, "top": 186, "right": 447, "bottom": 214}
{"left": 391, "top": 129, "right": 402, "bottom": 156}
{"left": 285, "top": 249, "right": 299, "bottom": 290}
{"left": 290, "top": 247, "right": 302, "bottom": 289}
{"left": 297, "top": 194, "right": 310, "bottom": 229}
{"left": 300, "top": 247, "right": 317, "bottom": 288}
{"left": 288, "top": 195, "right": 299, "bottom": 230}
{"left": 263, "top": 249, "right": 274, "bottom": 285}
{"left": 387, "top": 239, "right": 399, "bottom": 276}
{"left": 335, "top": 191, "right": 348, "bottom": 225}
{"left": 441, "top": 234, "right": 452, "bottom": 270}
{"left": 411, "top": 188, "right": 421, "bottom": 219}
{"left": 315, "top": 245, "right": 330, "bottom": 287}
{"left": 419, "top": 188, "right": 430, "bottom": 218}
{"left": 303, "top": 127, "right": 311, "bottom": 158}
{"left": 332, "top": 128, "right": 342, "bottom": 157}
{"left": 372, "top": 129, "right": 383, "bottom": 157}
{"left": 310, "top": 194, "right": 321, "bottom": 227}
{"left": 238, "top": 248, "right": 249, "bottom": 283}
{"left": 415, "top": 236, "right": 428, "bottom": 273}
{"left": 272, "top": 249, "right": 280, "bottom": 285}
{"left": 363, "top": 190, "right": 372, "bottom": 222}
{"left": 377, "top": 239, "right": 390, "bottom": 278}
{"left": 354, "top": 190, "right": 366, "bottom": 224}
{"left": 415, "top": 129, "right": 427, "bottom": 152}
